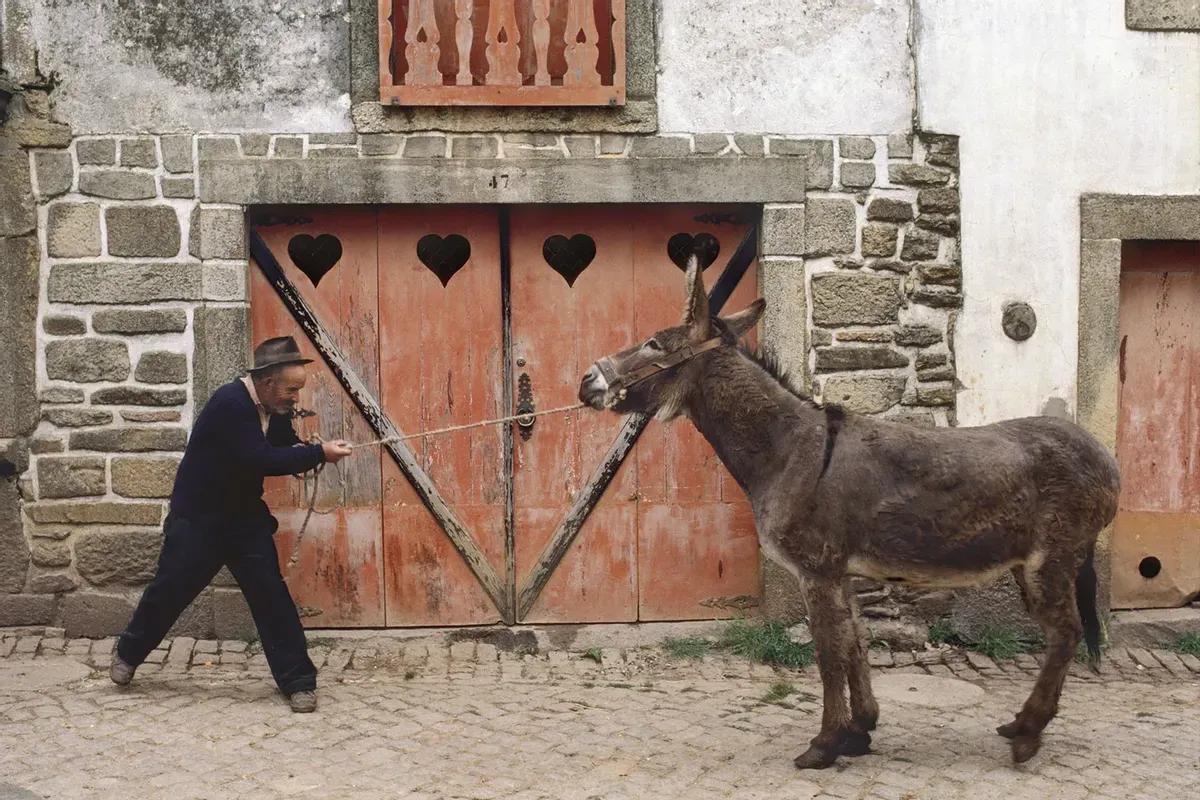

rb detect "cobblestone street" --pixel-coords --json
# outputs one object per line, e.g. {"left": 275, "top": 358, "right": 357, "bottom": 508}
{"left": 1, "top": 631, "right": 1198, "bottom": 799}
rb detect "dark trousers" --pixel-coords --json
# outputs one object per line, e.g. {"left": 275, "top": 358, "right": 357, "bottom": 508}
{"left": 117, "top": 513, "right": 317, "bottom": 695}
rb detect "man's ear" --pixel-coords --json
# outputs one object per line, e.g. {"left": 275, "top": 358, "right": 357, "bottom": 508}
{"left": 721, "top": 299, "right": 766, "bottom": 338}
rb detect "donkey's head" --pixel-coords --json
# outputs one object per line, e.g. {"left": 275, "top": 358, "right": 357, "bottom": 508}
{"left": 578, "top": 256, "right": 766, "bottom": 420}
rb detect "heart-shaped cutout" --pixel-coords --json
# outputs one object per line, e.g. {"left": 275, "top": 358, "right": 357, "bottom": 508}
{"left": 543, "top": 234, "right": 596, "bottom": 287}
{"left": 667, "top": 232, "right": 720, "bottom": 271}
{"left": 417, "top": 234, "right": 471, "bottom": 287}
{"left": 288, "top": 234, "right": 343, "bottom": 287}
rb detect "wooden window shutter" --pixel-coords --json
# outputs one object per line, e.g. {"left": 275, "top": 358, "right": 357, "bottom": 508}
{"left": 379, "top": 0, "right": 626, "bottom": 106}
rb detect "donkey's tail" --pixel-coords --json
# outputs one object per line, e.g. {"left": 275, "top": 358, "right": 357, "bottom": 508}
{"left": 1076, "top": 546, "right": 1102, "bottom": 668}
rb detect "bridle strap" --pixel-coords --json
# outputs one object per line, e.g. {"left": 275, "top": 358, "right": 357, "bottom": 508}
{"left": 598, "top": 336, "right": 724, "bottom": 393}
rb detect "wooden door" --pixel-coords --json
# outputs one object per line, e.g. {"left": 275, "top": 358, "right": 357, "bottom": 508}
{"left": 1113, "top": 241, "right": 1200, "bottom": 608}
{"left": 251, "top": 208, "right": 386, "bottom": 626}
{"left": 509, "top": 204, "right": 760, "bottom": 622}
{"left": 377, "top": 206, "right": 508, "bottom": 625}
{"left": 249, "top": 203, "right": 762, "bottom": 627}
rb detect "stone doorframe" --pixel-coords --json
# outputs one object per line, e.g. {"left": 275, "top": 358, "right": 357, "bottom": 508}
{"left": 1076, "top": 194, "right": 1200, "bottom": 613}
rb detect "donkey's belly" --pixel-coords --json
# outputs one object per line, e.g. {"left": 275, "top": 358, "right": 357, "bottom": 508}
{"left": 846, "top": 555, "right": 1022, "bottom": 590}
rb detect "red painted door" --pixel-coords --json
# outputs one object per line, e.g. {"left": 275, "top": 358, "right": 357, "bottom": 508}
{"left": 1113, "top": 241, "right": 1200, "bottom": 608}
{"left": 250, "top": 204, "right": 762, "bottom": 627}
{"left": 509, "top": 204, "right": 760, "bottom": 622}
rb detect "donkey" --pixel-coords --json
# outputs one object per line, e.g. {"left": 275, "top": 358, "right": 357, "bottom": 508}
{"left": 578, "top": 258, "right": 1120, "bottom": 769}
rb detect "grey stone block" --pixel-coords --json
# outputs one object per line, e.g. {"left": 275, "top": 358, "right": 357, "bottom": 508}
{"left": 921, "top": 134, "right": 959, "bottom": 169}
{"left": 135, "top": 351, "right": 188, "bottom": 384}
{"left": 450, "top": 136, "right": 499, "bottom": 159}
{"left": 889, "top": 163, "right": 950, "bottom": 186}
{"left": 168, "top": 591, "right": 215, "bottom": 639}
{"left": 0, "top": 594, "right": 55, "bottom": 626}
{"left": 76, "top": 139, "right": 117, "bottom": 166}
{"left": 1081, "top": 195, "right": 1200, "bottom": 240}
{"left": 93, "top": 309, "right": 188, "bottom": 334}
{"left": 760, "top": 205, "right": 805, "bottom": 257}
{"left": 0, "top": 138, "right": 35, "bottom": 237}
{"left": 213, "top": 588, "right": 258, "bottom": 640}
{"left": 162, "top": 177, "right": 196, "bottom": 198}
{"left": 901, "top": 228, "right": 941, "bottom": 261}
{"left": 192, "top": 207, "right": 246, "bottom": 260}
{"left": 403, "top": 135, "right": 447, "bottom": 158}
{"left": 0, "top": 469, "right": 31, "bottom": 592}
{"left": 804, "top": 199, "right": 857, "bottom": 256}
{"left": 910, "top": 286, "right": 962, "bottom": 308}
{"left": 121, "top": 410, "right": 182, "bottom": 423}
{"left": 734, "top": 135, "right": 764, "bottom": 157}
{"left": 840, "top": 162, "right": 875, "bottom": 189}
{"left": 42, "top": 315, "right": 86, "bottom": 335}
{"left": 39, "top": 387, "right": 85, "bottom": 404}
{"left": 49, "top": 264, "right": 202, "bottom": 304}
{"left": 239, "top": 134, "right": 271, "bottom": 156}
{"left": 917, "top": 213, "right": 959, "bottom": 236}
{"left": 194, "top": 305, "right": 249, "bottom": 415}
{"left": 32, "top": 540, "right": 71, "bottom": 567}
{"left": 815, "top": 346, "right": 909, "bottom": 373}
{"left": 630, "top": 136, "right": 692, "bottom": 158}
{"left": 106, "top": 206, "right": 182, "bottom": 258}
{"left": 41, "top": 408, "right": 113, "bottom": 427}
{"left": 37, "top": 456, "right": 106, "bottom": 499}
{"left": 918, "top": 187, "right": 959, "bottom": 214}
{"left": 79, "top": 170, "right": 157, "bottom": 200}
{"left": 69, "top": 427, "right": 188, "bottom": 452}
{"left": 867, "top": 198, "right": 915, "bottom": 222}
{"left": 887, "top": 133, "right": 913, "bottom": 159}
{"left": 119, "top": 138, "right": 158, "bottom": 168}
{"left": 161, "top": 135, "right": 194, "bottom": 173}
{"left": 197, "top": 137, "right": 239, "bottom": 162}
{"left": 862, "top": 223, "right": 898, "bottom": 258}
{"left": 30, "top": 438, "right": 65, "bottom": 454}
{"left": 61, "top": 593, "right": 138, "bottom": 638}
{"left": 839, "top": 137, "right": 876, "bottom": 160}
{"left": 111, "top": 457, "right": 179, "bottom": 499}
{"left": 30, "top": 574, "right": 78, "bottom": 594}
{"left": 272, "top": 137, "right": 304, "bottom": 158}
{"left": 811, "top": 273, "right": 902, "bottom": 326}
{"left": 91, "top": 387, "right": 186, "bottom": 406}
{"left": 45, "top": 339, "right": 130, "bottom": 382}
{"left": 307, "top": 146, "right": 358, "bottom": 159}
{"left": 25, "top": 502, "right": 163, "bottom": 526}
{"left": 821, "top": 375, "right": 906, "bottom": 414}
{"left": 47, "top": 203, "right": 101, "bottom": 258}
{"left": 74, "top": 530, "right": 164, "bottom": 584}
{"left": 34, "top": 151, "right": 73, "bottom": 198}
{"left": 360, "top": 134, "right": 403, "bottom": 156}
{"left": 598, "top": 134, "right": 628, "bottom": 155}
{"left": 310, "top": 133, "right": 358, "bottom": 145}
{"left": 563, "top": 136, "right": 597, "bottom": 158}
{"left": 1127, "top": 0, "right": 1200, "bottom": 29}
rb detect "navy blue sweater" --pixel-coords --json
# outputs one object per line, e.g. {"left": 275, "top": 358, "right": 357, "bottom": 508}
{"left": 170, "top": 380, "right": 324, "bottom": 519}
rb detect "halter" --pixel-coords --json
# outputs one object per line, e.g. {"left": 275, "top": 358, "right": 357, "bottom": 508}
{"left": 594, "top": 335, "right": 725, "bottom": 403}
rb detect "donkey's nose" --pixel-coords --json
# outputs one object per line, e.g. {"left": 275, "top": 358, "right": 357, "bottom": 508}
{"left": 578, "top": 365, "right": 608, "bottom": 408}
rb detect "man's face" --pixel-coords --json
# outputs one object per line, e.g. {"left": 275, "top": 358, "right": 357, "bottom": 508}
{"left": 259, "top": 364, "right": 308, "bottom": 415}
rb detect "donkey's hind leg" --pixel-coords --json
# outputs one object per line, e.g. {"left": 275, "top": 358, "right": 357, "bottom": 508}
{"left": 1000, "top": 556, "right": 1083, "bottom": 763}
{"left": 794, "top": 576, "right": 867, "bottom": 769}
{"left": 846, "top": 581, "right": 880, "bottom": 734}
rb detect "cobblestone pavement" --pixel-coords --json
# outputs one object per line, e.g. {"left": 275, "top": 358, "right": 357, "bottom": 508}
{"left": 1, "top": 630, "right": 1198, "bottom": 799}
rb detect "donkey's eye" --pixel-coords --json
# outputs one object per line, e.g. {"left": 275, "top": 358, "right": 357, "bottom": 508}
{"left": 645, "top": 339, "right": 663, "bottom": 351}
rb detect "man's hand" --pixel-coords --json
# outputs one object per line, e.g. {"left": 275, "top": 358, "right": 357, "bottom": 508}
{"left": 321, "top": 440, "right": 353, "bottom": 463}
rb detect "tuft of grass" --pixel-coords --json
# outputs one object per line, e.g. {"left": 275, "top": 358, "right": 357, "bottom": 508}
{"left": 761, "top": 682, "right": 796, "bottom": 705}
{"left": 927, "top": 618, "right": 959, "bottom": 646}
{"left": 1169, "top": 633, "right": 1200, "bottom": 656}
{"left": 966, "top": 628, "right": 1042, "bottom": 661}
{"left": 662, "top": 636, "right": 712, "bottom": 660}
{"left": 721, "top": 619, "right": 815, "bottom": 668}
{"left": 581, "top": 647, "right": 603, "bottom": 664}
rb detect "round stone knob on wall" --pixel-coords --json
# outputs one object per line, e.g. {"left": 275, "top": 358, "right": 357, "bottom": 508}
{"left": 1002, "top": 302, "right": 1037, "bottom": 341}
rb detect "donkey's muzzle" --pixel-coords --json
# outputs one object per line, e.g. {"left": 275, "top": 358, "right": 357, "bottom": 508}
{"left": 578, "top": 364, "right": 609, "bottom": 410}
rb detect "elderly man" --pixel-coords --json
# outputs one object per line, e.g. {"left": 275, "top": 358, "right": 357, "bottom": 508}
{"left": 110, "top": 336, "right": 352, "bottom": 713}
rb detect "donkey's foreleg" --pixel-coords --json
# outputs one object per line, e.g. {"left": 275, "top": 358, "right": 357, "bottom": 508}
{"left": 794, "top": 576, "right": 863, "bottom": 770}
{"left": 846, "top": 582, "right": 879, "bottom": 734}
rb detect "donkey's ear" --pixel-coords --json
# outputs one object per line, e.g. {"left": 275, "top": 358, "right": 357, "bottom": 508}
{"left": 682, "top": 254, "right": 711, "bottom": 339}
{"left": 721, "top": 298, "right": 766, "bottom": 339}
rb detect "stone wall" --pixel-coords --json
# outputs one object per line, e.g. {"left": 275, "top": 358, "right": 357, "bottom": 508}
{"left": 7, "top": 127, "right": 961, "bottom": 636}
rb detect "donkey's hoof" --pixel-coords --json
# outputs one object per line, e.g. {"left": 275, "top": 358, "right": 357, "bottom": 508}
{"left": 854, "top": 712, "right": 879, "bottom": 732}
{"left": 793, "top": 744, "right": 838, "bottom": 770}
{"left": 840, "top": 730, "right": 872, "bottom": 756}
{"left": 996, "top": 719, "right": 1021, "bottom": 739}
{"left": 1010, "top": 734, "right": 1042, "bottom": 764}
